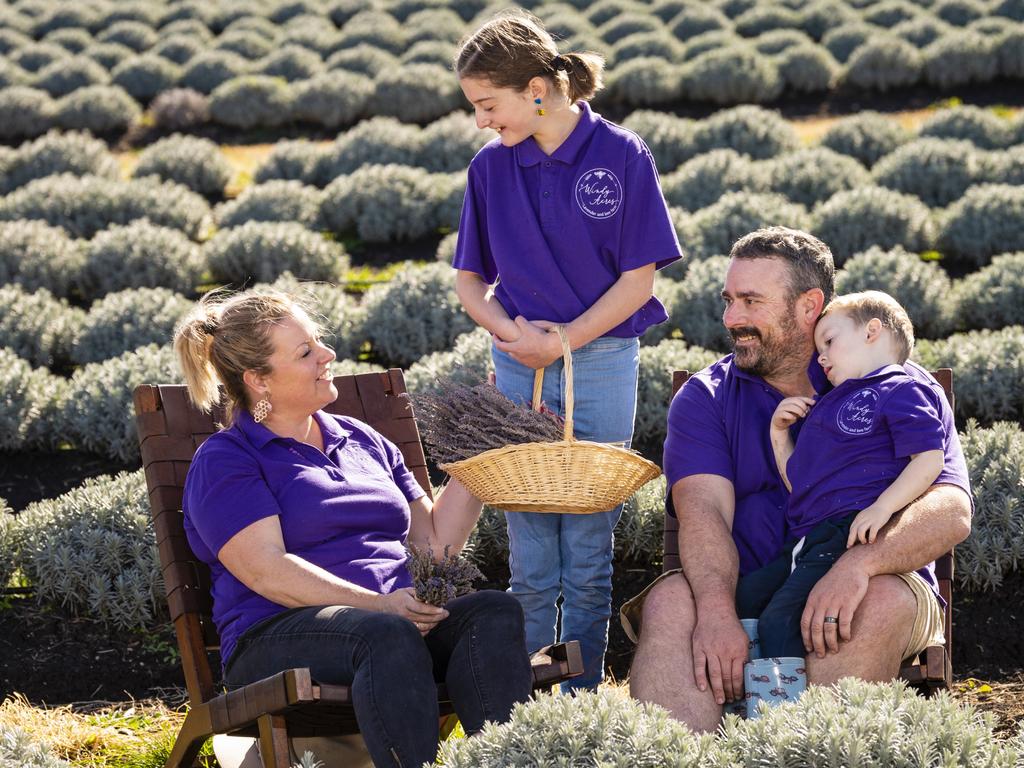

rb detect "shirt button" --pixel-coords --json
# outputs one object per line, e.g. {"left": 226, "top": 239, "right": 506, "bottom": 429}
{"left": 543, "top": 191, "right": 550, "bottom": 198}
{"left": 545, "top": 161, "right": 552, "bottom": 167}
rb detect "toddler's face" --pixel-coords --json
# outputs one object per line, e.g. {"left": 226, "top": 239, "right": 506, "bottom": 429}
{"left": 814, "top": 311, "right": 874, "bottom": 386}
{"left": 459, "top": 76, "right": 536, "bottom": 147}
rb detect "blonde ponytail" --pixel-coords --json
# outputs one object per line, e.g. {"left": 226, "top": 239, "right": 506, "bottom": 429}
{"left": 173, "top": 302, "right": 223, "bottom": 414}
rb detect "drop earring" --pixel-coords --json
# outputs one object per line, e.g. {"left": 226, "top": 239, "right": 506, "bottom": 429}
{"left": 535, "top": 97, "right": 545, "bottom": 116}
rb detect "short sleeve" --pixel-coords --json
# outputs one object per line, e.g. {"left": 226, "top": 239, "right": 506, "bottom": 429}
{"left": 618, "top": 142, "right": 682, "bottom": 273}
{"left": 884, "top": 380, "right": 947, "bottom": 459}
{"left": 663, "top": 377, "right": 734, "bottom": 489}
{"left": 452, "top": 161, "right": 498, "bottom": 283}
{"left": 184, "top": 441, "right": 282, "bottom": 558}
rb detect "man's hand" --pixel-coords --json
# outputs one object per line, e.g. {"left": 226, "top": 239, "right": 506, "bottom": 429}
{"left": 493, "top": 316, "right": 563, "bottom": 369}
{"left": 771, "top": 396, "right": 815, "bottom": 432}
{"left": 801, "top": 556, "right": 870, "bottom": 657}
{"left": 848, "top": 505, "right": 892, "bottom": 547}
{"left": 691, "top": 611, "right": 750, "bottom": 705}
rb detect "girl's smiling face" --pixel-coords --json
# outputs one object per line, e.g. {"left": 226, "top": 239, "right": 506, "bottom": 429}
{"left": 459, "top": 76, "right": 538, "bottom": 146}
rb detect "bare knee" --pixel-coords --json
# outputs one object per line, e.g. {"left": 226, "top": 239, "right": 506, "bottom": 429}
{"left": 640, "top": 573, "right": 697, "bottom": 636}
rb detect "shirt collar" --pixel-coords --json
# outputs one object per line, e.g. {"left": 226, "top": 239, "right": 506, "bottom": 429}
{"left": 235, "top": 408, "right": 349, "bottom": 452}
{"left": 516, "top": 101, "right": 600, "bottom": 167}
{"left": 810, "top": 358, "right": 907, "bottom": 396}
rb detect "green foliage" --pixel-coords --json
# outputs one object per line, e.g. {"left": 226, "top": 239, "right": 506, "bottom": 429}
{"left": 954, "top": 252, "right": 1024, "bottom": 331}
{"left": 54, "top": 84, "right": 141, "bottom": 134}
{"left": 918, "top": 105, "right": 1014, "bottom": 149}
{"left": 766, "top": 146, "right": 870, "bottom": 206}
{"left": 658, "top": 257, "right": 732, "bottom": 351}
{"left": 935, "top": 0, "right": 987, "bottom": 26}
{"left": 615, "top": 475, "right": 668, "bottom": 565}
{"left": 291, "top": 70, "right": 372, "bottom": 128}
{"left": 681, "top": 45, "right": 784, "bottom": 104}
{"left": 418, "top": 113, "right": 491, "bottom": 173}
{"left": 603, "top": 57, "right": 683, "bottom": 108}
{"left": 325, "top": 44, "right": 397, "bottom": 77}
{"left": 938, "top": 184, "right": 1024, "bottom": 266}
{"left": 619, "top": 110, "right": 698, "bottom": 173}
{"left": 0, "top": 173, "right": 211, "bottom": 239}
{"left": 820, "top": 110, "right": 910, "bottom": 167}
{"left": 754, "top": 29, "right": 814, "bottom": 55}
{"left": 734, "top": 5, "right": 802, "bottom": 36}
{"left": 437, "top": 687, "right": 728, "bottom": 767}
{"left": 871, "top": 137, "right": 986, "bottom": 207}
{"left": 914, "top": 326, "right": 1024, "bottom": 424}
{"left": 216, "top": 180, "right": 323, "bottom": 228}
{"left": 0, "top": 58, "right": 29, "bottom": 88}
{"left": 842, "top": 36, "right": 924, "bottom": 91}
{"left": 693, "top": 105, "right": 799, "bottom": 160}
{"left": 73, "top": 287, "right": 193, "bottom": 364}
{"left": 957, "top": 420, "right": 1024, "bottom": 591}
{"left": 205, "top": 221, "right": 348, "bottom": 284}
{"left": 361, "top": 262, "right": 475, "bottom": 368}
{"left": 922, "top": 29, "right": 998, "bottom": 88}
{"left": 82, "top": 41, "right": 135, "bottom": 71}
{"left": 32, "top": 55, "right": 109, "bottom": 98}
{"left": 776, "top": 43, "right": 839, "bottom": 92}
{"left": 257, "top": 44, "right": 324, "bottom": 82}
{"left": 82, "top": 221, "right": 206, "bottom": 299}
{"left": 0, "top": 86, "right": 55, "bottom": 141}
{"left": 180, "top": 50, "right": 252, "bottom": 95}
{"left": 662, "top": 149, "right": 764, "bottom": 212}
{"left": 209, "top": 75, "right": 293, "bottom": 129}
{"left": 334, "top": 10, "right": 407, "bottom": 54}
{"left": 0, "top": 284, "right": 83, "bottom": 367}
{"left": 810, "top": 186, "right": 934, "bottom": 264}
{"left": 311, "top": 117, "right": 420, "bottom": 182}
{"left": 369, "top": 64, "right": 462, "bottom": 123}
{"left": 253, "top": 139, "right": 325, "bottom": 184}
{"left": 0, "top": 723, "right": 72, "bottom": 768}
{"left": 0, "top": 347, "right": 67, "bottom": 451}
{"left": 215, "top": 29, "right": 276, "bottom": 60}
{"left": 598, "top": 12, "right": 662, "bottom": 44}
{"left": 892, "top": 15, "right": 953, "bottom": 46}
{"left": 611, "top": 30, "right": 685, "bottom": 65}
{"left": 13, "top": 470, "right": 164, "bottom": 630}
{"left": 405, "top": 327, "right": 493, "bottom": 395}
{"left": 152, "top": 35, "right": 205, "bottom": 65}
{"left": 111, "top": 54, "right": 183, "bottom": 103}
{"left": 133, "top": 134, "right": 231, "bottom": 198}
{"left": 96, "top": 21, "right": 158, "bottom": 53}
{"left": 0, "top": 219, "right": 84, "bottom": 297}
{"left": 862, "top": 0, "right": 925, "bottom": 27}
{"left": 0, "top": 499, "right": 14, "bottom": 589}
{"left": 321, "top": 165, "right": 462, "bottom": 242}
{"left": 822, "top": 22, "right": 878, "bottom": 62}
{"left": 836, "top": 246, "right": 953, "bottom": 338}
{"left": 995, "top": 27, "right": 1024, "bottom": 78}
{"left": 462, "top": 503, "right": 508, "bottom": 567}
{"left": 634, "top": 339, "right": 719, "bottom": 461}
{"left": 0, "top": 130, "right": 118, "bottom": 196}
{"left": 11, "top": 42, "right": 68, "bottom": 74}
{"left": 682, "top": 30, "right": 743, "bottom": 61}
{"left": 63, "top": 344, "right": 182, "bottom": 461}
{"left": 680, "top": 191, "right": 811, "bottom": 261}
{"left": 799, "top": 0, "right": 860, "bottom": 39}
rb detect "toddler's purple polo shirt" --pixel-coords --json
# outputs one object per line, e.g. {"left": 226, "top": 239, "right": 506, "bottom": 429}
{"left": 182, "top": 409, "right": 426, "bottom": 669}
{"left": 454, "top": 101, "right": 682, "bottom": 338}
{"left": 786, "top": 365, "right": 947, "bottom": 540}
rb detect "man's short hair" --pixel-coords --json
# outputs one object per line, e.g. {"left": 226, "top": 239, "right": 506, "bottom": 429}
{"left": 729, "top": 227, "right": 836, "bottom": 306}
{"left": 821, "top": 290, "right": 915, "bottom": 363}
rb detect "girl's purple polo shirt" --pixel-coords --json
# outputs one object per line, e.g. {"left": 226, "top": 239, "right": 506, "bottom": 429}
{"left": 182, "top": 409, "right": 426, "bottom": 669}
{"left": 785, "top": 365, "right": 947, "bottom": 540}
{"left": 454, "top": 101, "right": 682, "bottom": 338}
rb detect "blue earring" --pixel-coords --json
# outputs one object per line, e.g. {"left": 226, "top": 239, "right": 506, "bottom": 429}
{"left": 535, "top": 97, "right": 545, "bottom": 116}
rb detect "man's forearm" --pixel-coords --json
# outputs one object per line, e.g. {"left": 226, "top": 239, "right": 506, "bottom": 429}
{"left": 674, "top": 478, "right": 740, "bottom": 614}
{"left": 842, "top": 483, "right": 971, "bottom": 577}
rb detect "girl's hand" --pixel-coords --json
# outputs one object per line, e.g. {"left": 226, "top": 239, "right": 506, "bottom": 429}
{"left": 376, "top": 587, "right": 448, "bottom": 635}
{"left": 494, "top": 316, "right": 563, "bottom": 369}
{"left": 771, "top": 396, "right": 815, "bottom": 431}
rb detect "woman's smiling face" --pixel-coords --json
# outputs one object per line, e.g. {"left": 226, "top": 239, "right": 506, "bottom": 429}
{"left": 459, "top": 76, "right": 538, "bottom": 147}
{"left": 258, "top": 310, "right": 337, "bottom": 417}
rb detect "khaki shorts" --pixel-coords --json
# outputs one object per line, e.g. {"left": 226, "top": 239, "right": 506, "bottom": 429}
{"left": 619, "top": 569, "right": 944, "bottom": 661}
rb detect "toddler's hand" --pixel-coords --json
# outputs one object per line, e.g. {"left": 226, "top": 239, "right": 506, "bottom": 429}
{"left": 771, "top": 396, "right": 815, "bottom": 431}
{"left": 847, "top": 505, "right": 891, "bottom": 547}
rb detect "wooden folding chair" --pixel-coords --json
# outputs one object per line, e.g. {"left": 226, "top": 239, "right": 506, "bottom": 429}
{"left": 661, "top": 368, "right": 955, "bottom": 695}
{"left": 134, "top": 369, "right": 582, "bottom": 768}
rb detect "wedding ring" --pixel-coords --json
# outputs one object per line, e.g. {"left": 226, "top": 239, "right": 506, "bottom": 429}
{"left": 823, "top": 616, "right": 839, "bottom": 624}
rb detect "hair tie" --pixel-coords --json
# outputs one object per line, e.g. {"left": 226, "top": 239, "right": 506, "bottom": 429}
{"left": 551, "top": 54, "right": 570, "bottom": 72}
{"left": 201, "top": 319, "right": 218, "bottom": 335}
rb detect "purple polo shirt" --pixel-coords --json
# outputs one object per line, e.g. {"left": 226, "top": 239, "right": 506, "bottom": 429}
{"left": 183, "top": 409, "right": 426, "bottom": 669}
{"left": 664, "top": 355, "right": 970, "bottom": 589}
{"left": 453, "top": 101, "right": 682, "bottom": 338}
{"left": 786, "top": 365, "right": 947, "bottom": 539}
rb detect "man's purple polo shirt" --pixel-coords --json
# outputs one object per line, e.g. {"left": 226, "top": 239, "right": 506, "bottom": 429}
{"left": 663, "top": 355, "right": 970, "bottom": 585}
{"left": 786, "top": 364, "right": 947, "bottom": 540}
{"left": 183, "top": 409, "right": 426, "bottom": 669}
{"left": 453, "top": 101, "right": 682, "bottom": 338}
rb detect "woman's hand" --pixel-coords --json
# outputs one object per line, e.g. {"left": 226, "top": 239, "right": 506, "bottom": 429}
{"left": 377, "top": 587, "right": 448, "bottom": 635}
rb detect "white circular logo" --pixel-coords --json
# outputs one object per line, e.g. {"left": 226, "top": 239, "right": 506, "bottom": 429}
{"left": 575, "top": 168, "right": 622, "bottom": 220}
{"left": 836, "top": 388, "right": 878, "bottom": 436}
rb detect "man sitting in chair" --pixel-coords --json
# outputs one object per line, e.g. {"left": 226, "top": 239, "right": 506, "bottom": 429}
{"left": 623, "top": 227, "right": 972, "bottom": 730}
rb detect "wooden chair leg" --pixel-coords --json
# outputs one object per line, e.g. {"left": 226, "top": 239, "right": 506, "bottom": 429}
{"left": 257, "top": 713, "right": 291, "bottom": 768}
{"left": 164, "top": 706, "right": 213, "bottom": 768}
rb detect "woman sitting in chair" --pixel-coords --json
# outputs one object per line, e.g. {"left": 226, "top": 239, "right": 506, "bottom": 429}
{"left": 173, "top": 289, "right": 532, "bottom": 768}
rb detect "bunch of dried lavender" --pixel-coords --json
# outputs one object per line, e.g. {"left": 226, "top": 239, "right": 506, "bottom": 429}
{"left": 405, "top": 544, "right": 484, "bottom": 607}
{"left": 413, "top": 376, "right": 564, "bottom": 465}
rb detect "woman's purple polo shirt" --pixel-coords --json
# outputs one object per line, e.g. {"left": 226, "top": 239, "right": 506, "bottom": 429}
{"left": 182, "top": 409, "right": 426, "bottom": 669}
{"left": 453, "top": 101, "right": 682, "bottom": 338}
{"left": 663, "top": 356, "right": 970, "bottom": 594}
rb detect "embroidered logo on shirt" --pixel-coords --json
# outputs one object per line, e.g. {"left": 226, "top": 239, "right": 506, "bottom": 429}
{"left": 575, "top": 168, "right": 622, "bottom": 219}
{"left": 836, "top": 388, "right": 878, "bottom": 435}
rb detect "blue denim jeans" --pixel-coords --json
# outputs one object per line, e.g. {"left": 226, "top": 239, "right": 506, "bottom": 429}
{"left": 492, "top": 336, "right": 639, "bottom": 692}
{"left": 223, "top": 590, "right": 531, "bottom": 768}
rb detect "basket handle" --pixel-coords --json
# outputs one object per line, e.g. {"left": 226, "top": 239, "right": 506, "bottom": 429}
{"left": 531, "top": 325, "right": 574, "bottom": 442}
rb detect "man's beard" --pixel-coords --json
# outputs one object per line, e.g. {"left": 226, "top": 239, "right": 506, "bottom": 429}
{"left": 729, "top": 319, "right": 804, "bottom": 378}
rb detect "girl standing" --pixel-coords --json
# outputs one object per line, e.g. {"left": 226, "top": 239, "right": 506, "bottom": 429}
{"left": 452, "top": 11, "right": 682, "bottom": 691}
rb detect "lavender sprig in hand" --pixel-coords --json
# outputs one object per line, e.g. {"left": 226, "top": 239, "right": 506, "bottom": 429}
{"left": 405, "top": 544, "right": 484, "bottom": 607}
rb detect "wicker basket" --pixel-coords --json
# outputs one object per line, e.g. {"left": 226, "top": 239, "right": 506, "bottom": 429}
{"left": 440, "top": 326, "right": 661, "bottom": 513}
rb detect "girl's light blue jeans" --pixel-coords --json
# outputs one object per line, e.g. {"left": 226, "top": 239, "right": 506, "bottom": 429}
{"left": 492, "top": 335, "right": 640, "bottom": 692}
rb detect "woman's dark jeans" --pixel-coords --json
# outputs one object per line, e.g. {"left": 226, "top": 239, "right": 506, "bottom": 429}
{"left": 223, "top": 590, "right": 532, "bottom": 768}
